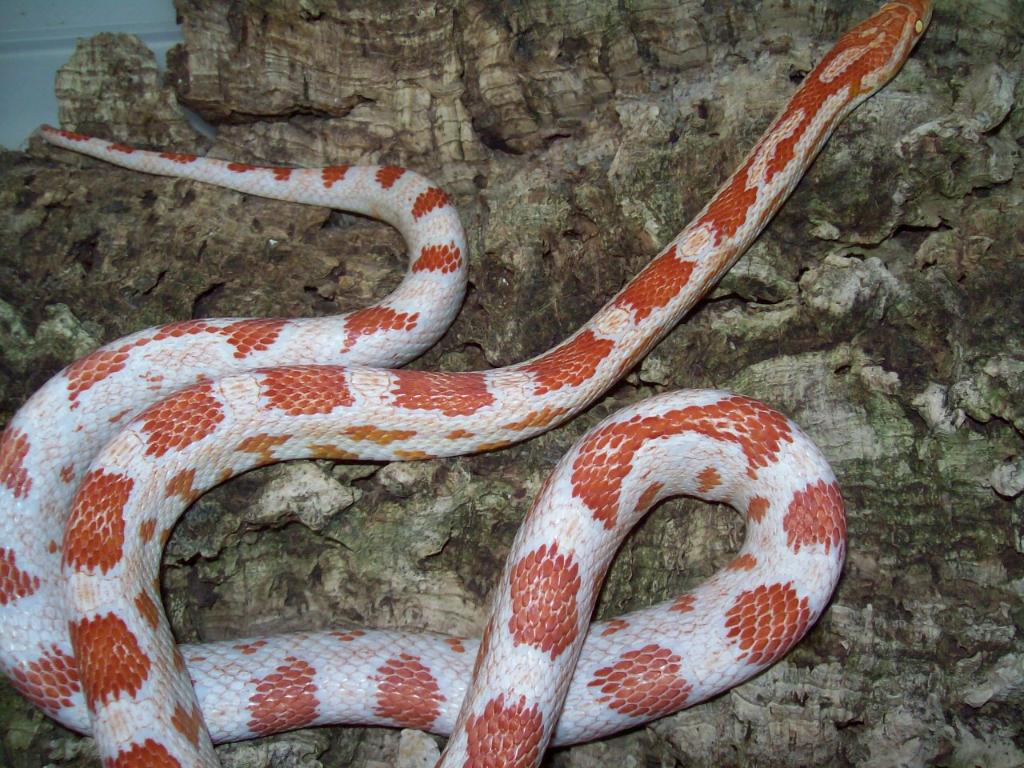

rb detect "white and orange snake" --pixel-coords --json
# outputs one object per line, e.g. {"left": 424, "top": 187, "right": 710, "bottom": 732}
{"left": 0, "top": 3, "right": 932, "bottom": 766}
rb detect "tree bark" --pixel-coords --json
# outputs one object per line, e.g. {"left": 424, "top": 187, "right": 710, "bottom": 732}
{"left": 1, "top": 1, "right": 1021, "bottom": 766}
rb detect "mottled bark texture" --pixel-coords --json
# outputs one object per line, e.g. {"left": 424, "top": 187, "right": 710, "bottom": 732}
{"left": 1, "top": 1, "right": 1021, "bottom": 766}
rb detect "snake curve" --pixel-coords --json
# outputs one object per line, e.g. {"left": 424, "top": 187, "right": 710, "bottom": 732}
{"left": 0, "top": 3, "right": 932, "bottom": 766}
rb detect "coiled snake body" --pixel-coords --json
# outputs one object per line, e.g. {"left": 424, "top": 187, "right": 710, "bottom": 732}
{"left": 0, "top": 3, "right": 931, "bottom": 766}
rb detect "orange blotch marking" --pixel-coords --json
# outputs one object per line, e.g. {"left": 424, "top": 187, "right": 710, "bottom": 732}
{"left": 260, "top": 366, "right": 354, "bottom": 415}
{"left": 696, "top": 466, "right": 721, "bottom": 493}
{"left": 236, "top": 433, "right": 291, "bottom": 466}
{"left": 520, "top": 330, "right": 614, "bottom": 396}
{"left": 373, "top": 653, "right": 445, "bottom": 729}
{"left": 219, "top": 318, "right": 288, "bottom": 359}
{"left": 412, "top": 242, "right": 462, "bottom": 274}
{"left": 107, "top": 739, "right": 182, "bottom": 768}
{"left": 444, "top": 637, "right": 467, "bottom": 653}
{"left": 572, "top": 396, "right": 792, "bottom": 529}
{"left": 172, "top": 703, "right": 203, "bottom": 748}
{"left": 587, "top": 643, "right": 692, "bottom": 718}
{"left": 392, "top": 370, "right": 494, "bottom": 417}
{"left": 108, "top": 143, "right": 135, "bottom": 154}
{"left": 446, "top": 429, "right": 475, "bottom": 440}
{"left": 375, "top": 165, "right": 406, "bottom": 189}
{"left": 227, "top": 162, "right": 257, "bottom": 173}
{"left": 55, "top": 128, "right": 89, "bottom": 142}
{"left": 473, "top": 621, "right": 493, "bottom": 680}
{"left": 341, "top": 306, "right": 419, "bottom": 352}
{"left": 601, "top": 618, "right": 629, "bottom": 637}
{"left": 784, "top": 479, "right": 845, "bottom": 556}
{"left": 165, "top": 468, "right": 200, "bottom": 504}
{"left": 503, "top": 405, "right": 570, "bottom": 431}
{"left": 308, "top": 443, "right": 359, "bottom": 460}
{"left": 728, "top": 553, "right": 758, "bottom": 571}
{"left": 64, "top": 469, "right": 133, "bottom": 575}
{"left": 159, "top": 151, "right": 198, "bottom": 164}
{"left": 670, "top": 593, "right": 696, "bottom": 613}
{"left": 475, "top": 439, "right": 513, "bottom": 453}
{"left": 234, "top": 639, "right": 268, "bottom": 655}
{"left": 747, "top": 496, "right": 770, "bottom": 523}
{"left": 724, "top": 581, "right": 812, "bottom": 666}
{"left": 138, "top": 518, "right": 157, "bottom": 544}
{"left": 330, "top": 629, "right": 366, "bottom": 642}
{"left": 613, "top": 245, "right": 696, "bottom": 322}
{"left": 508, "top": 542, "right": 581, "bottom": 660}
{"left": 68, "top": 612, "right": 151, "bottom": 711}
{"left": 8, "top": 644, "right": 80, "bottom": 717}
{"left": 108, "top": 407, "right": 134, "bottom": 425}
{"left": 247, "top": 656, "right": 320, "bottom": 735}
{"left": 47, "top": 540, "right": 59, "bottom": 554}
{"left": 60, "top": 463, "right": 75, "bottom": 483}
{"left": 322, "top": 165, "right": 350, "bottom": 188}
{"left": 134, "top": 589, "right": 160, "bottom": 629}
{"left": 272, "top": 166, "right": 292, "bottom": 181}
{"left": 464, "top": 693, "right": 543, "bottom": 768}
{"left": 635, "top": 481, "right": 664, "bottom": 513}
{"left": 0, "top": 427, "right": 32, "bottom": 498}
{"left": 411, "top": 187, "right": 449, "bottom": 219}
{"left": 343, "top": 425, "right": 416, "bottom": 445}
{"left": 138, "top": 384, "right": 224, "bottom": 458}
{"left": 394, "top": 449, "right": 434, "bottom": 460}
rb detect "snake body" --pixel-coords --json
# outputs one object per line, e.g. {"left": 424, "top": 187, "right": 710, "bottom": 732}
{"left": 0, "top": 3, "right": 931, "bottom": 766}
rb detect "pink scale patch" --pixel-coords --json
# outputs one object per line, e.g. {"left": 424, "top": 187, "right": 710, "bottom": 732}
{"left": 341, "top": 306, "right": 419, "bottom": 353}
{"left": 571, "top": 396, "right": 793, "bottom": 529}
{"left": 784, "top": 479, "right": 845, "bottom": 556}
{"left": 587, "top": 643, "right": 692, "bottom": 718}
{"left": 724, "top": 581, "right": 811, "bottom": 666}
{"left": 375, "top": 166, "right": 406, "bottom": 189}
{"left": 63, "top": 469, "right": 134, "bottom": 575}
{"left": 107, "top": 739, "right": 182, "bottom": 768}
{"left": 391, "top": 370, "right": 494, "bottom": 417}
{"left": 464, "top": 693, "right": 543, "bottom": 768}
{"left": 411, "top": 187, "right": 449, "bottom": 219}
{"left": 412, "top": 242, "right": 462, "bottom": 273}
{"left": 8, "top": 644, "right": 81, "bottom": 717}
{"left": 218, "top": 318, "right": 288, "bottom": 358}
{"left": 601, "top": 619, "right": 629, "bottom": 636}
{"left": 260, "top": 366, "right": 354, "bottom": 415}
{"left": 0, "top": 547, "right": 41, "bottom": 605}
{"left": 520, "top": 330, "right": 614, "bottom": 396}
{"left": 0, "top": 427, "right": 32, "bottom": 498}
{"left": 247, "top": 656, "right": 320, "bottom": 735}
{"left": 138, "top": 383, "right": 225, "bottom": 458}
{"left": 373, "top": 653, "right": 445, "bottom": 729}
{"left": 64, "top": 347, "right": 132, "bottom": 404}
{"left": 322, "top": 165, "right": 350, "bottom": 188}
{"left": 68, "top": 612, "right": 152, "bottom": 711}
{"left": 508, "top": 542, "right": 581, "bottom": 660}
{"left": 159, "top": 151, "right": 198, "bottom": 164}
{"left": 612, "top": 245, "right": 696, "bottom": 322}
{"left": 152, "top": 319, "right": 214, "bottom": 340}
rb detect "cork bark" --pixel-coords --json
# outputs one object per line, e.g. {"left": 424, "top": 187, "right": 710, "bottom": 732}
{"left": 1, "top": 1, "right": 1021, "bottom": 767}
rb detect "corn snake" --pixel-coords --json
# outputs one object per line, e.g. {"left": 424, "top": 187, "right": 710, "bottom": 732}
{"left": 0, "top": 2, "right": 931, "bottom": 766}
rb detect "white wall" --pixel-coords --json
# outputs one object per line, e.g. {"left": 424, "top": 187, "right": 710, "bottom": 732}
{"left": 0, "top": 0, "right": 183, "bottom": 148}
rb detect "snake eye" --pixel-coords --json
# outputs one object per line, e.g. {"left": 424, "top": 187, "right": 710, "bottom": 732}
{"left": 915, "top": 19, "right": 924, "bottom": 34}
